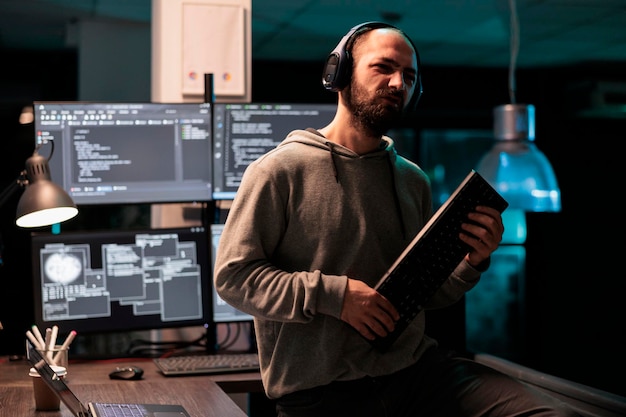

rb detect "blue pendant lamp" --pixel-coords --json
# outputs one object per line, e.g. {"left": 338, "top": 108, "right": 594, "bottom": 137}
{"left": 476, "top": 0, "right": 561, "bottom": 213}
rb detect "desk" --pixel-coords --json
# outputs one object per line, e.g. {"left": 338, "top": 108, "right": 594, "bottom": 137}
{"left": 0, "top": 356, "right": 264, "bottom": 417}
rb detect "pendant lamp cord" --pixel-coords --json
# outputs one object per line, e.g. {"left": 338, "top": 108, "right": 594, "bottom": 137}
{"left": 508, "top": 0, "right": 519, "bottom": 104}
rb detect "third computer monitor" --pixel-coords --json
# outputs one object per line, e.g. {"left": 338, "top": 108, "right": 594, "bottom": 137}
{"left": 210, "top": 223, "right": 254, "bottom": 323}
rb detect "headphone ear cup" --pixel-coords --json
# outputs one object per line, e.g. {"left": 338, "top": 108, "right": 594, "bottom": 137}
{"left": 407, "top": 73, "right": 423, "bottom": 113}
{"left": 322, "top": 53, "right": 342, "bottom": 91}
{"left": 322, "top": 45, "right": 351, "bottom": 91}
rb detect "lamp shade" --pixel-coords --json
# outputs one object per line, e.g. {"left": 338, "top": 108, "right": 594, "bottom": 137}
{"left": 476, "top": 104, "right": 561, "bottom": 212}
{"left": 15, "top": 150, "right": 78, "bottom": 228}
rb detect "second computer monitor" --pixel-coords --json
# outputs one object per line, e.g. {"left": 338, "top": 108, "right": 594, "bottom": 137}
{"left": 212, "top": 102, "right": 337, "bottom": 199}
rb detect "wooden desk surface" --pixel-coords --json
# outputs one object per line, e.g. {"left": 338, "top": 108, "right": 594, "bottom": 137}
{"left": 0, "top": 356, "right": 263, "bottom": 417}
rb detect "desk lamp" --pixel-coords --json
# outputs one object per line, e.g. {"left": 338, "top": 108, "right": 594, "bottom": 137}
{"left": 0, "top": 140, "right": 78, "bottom": 228}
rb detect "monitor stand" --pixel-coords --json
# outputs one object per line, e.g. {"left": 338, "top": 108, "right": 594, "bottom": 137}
{"left": 205, "top": 324, "right": 218, "bottom": 354}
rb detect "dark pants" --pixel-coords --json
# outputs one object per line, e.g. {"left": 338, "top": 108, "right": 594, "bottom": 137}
{"left": 275, "top": 348, "right": 580, "bottom": 417}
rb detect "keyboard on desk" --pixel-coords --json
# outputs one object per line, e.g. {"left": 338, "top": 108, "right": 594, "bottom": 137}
{"left": 154, "top": 353, "right": 260, "bottom": 376}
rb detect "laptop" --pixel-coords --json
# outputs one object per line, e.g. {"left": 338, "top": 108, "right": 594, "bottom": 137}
{"left": 27, "top": 344, "right": 191, "bottom": 417}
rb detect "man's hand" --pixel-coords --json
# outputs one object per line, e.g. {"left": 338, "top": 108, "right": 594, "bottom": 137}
{"left": 460, "top": 205, "right": 505, "bottom": 268}
{"left": 340, "top": 278, "right": 399, "bottom": 340}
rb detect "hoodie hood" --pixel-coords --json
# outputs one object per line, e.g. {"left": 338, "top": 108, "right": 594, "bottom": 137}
{"left": 281, "top": 128, "right": 399, "bottom": 181}
{"left": 280, "top": 128, "right": 396, "bottom": 159}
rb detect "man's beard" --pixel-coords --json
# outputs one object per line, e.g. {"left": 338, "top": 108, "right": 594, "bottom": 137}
{"left": 344, "top": 81, "right": 405, "bottom": 137}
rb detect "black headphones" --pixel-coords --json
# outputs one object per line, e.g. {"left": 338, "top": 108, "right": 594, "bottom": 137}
{"left": 321, "top": 21, "right": 423, "bottom": 111}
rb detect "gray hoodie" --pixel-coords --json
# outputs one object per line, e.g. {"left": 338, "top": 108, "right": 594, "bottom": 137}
{"left": 214, "top": 128, "right": 482, "bottom": 399}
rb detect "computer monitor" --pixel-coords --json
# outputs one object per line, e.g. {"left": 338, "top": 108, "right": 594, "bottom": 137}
{"left": 30, "top": 226, "right": 213, "bottom": 336}
{"left": 212, "top": 102, "right": 337, "bottom": 199}
{"left": 33, "top": 101, "right": 213, "bottom": 205}
{"left": 209, "top": 223, "right": 254, "bottom": 323}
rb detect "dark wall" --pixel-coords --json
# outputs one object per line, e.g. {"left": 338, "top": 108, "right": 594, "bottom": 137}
{"left": 0, "top": 49, "right": 78, "bottom": 358}
{"left": 1, "top": 49, "right": 624, "bottom": 397}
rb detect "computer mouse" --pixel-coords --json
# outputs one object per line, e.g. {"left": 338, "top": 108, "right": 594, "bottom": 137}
{"left": 108, "top": 366, "right": 144, "bottom": 380}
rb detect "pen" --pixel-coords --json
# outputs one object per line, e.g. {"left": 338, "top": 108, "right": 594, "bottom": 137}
{"left": 26, "top": 330, "right": 44, "bottom": 350}
{"left": 48, "top": 325, "right": 59, "bottom": 364}
{"left": 53, "top": 330, "right": 77, "bottom": 364}
{"left": 44, "top": 327, "right": 53, "bottom": 362}
{"left": 31, "top": 325, "right": 46, "bottom": 349}
{"left": 49, "top": 325, "right": 58, "bottom": 350}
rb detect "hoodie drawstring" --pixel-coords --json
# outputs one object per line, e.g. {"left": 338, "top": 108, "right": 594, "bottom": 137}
{"left": 325, "top": 141, "right": 340, "bottom": 183}
{"left": 325, "top": 140, "right": 407, "bottom": 240}
{"left": 387, "top": 152, "right": 407, "bottom": 240}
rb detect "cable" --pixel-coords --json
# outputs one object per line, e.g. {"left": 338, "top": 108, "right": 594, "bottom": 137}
{"left": 217, "top": 323, "right": 243, "bottom": 351}
{"left": 126, "top": 332, "right": 207, "bottom": 357}
{"left": 508, "top": 0, "right": 520, "bottom": 104}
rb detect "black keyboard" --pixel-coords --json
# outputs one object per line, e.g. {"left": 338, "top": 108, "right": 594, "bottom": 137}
{"left": 153, "top": 353, "right": 260, "bottom": 376}
{"left": 370, "top": 170, "right": 508, "bottom": 352}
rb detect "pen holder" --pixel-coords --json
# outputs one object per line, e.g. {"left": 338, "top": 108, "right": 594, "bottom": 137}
{"left": 29, "top": 365, "right": 67, "bottom": 411}
{"left": 37, "top": 345, "right": 69, "bottom": 371}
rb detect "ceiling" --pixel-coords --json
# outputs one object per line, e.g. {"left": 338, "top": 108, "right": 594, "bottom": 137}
{"left": 0, "top": 0, "right": 625, "bottom": 68}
